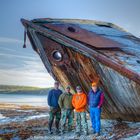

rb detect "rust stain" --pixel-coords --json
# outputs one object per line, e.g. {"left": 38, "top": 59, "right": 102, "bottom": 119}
{"left": 44, "top": 23, "right": 124, "bottom": 49}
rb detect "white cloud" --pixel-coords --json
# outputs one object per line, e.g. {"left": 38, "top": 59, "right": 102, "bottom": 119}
{"left": 0, "top": 37, "right": 23, "bottom": 44}
{"left": 0, "top": 68, "right": 54, "bottom": 88}
{"left": 0, "top": 37, "right": 30, "bottom": 45}
{"left": 0, "top": 52, "right": 38, "bottom": 61}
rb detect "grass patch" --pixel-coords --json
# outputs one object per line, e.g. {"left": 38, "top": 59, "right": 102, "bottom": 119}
{"left": 0, "top": 85, "right": 52, "bottom": 92}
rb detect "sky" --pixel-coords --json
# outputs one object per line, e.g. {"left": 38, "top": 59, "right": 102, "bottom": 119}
{"left": 0, "top": 0, "right": 140, "bottom": 88}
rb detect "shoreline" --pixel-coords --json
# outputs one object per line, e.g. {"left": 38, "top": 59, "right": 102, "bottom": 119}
{"left": 0, "top": 103, "right": 48, "bottom": 110}
{"left": 0, "top": 104, "right": 140, "bottom": 140}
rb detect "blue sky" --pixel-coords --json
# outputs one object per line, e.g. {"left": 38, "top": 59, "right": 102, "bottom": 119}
{"left": 0, "top": 0, "right": 140, "bottom": 87}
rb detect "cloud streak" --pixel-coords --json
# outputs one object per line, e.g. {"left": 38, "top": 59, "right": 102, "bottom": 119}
{"left": 0, "top": 55, "right": 54, "bottom": 88}
{"left": 0, "top": 37, "right": 30, "bottom": 45}
{"left": 0, "top": 69, "right": 54, "bottom": 87}
{"left": 0, "top": 37, "right": 23, "bottom": 44}
{"left": 0, "top": 52, "right": 39, "bottom": 60}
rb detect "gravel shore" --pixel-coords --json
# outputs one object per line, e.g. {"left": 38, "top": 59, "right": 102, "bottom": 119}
{"left": 0, "top": 104, "right": 140, "bottom": 140}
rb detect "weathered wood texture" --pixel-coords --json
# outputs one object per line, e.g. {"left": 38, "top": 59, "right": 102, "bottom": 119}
{"left": 21, "top": 18, "right": 140, "bottom": 121}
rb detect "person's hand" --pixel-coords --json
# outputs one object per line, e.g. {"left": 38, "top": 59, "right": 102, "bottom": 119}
{"left": 97, "top": 106, "right": 100, "bottom": 109}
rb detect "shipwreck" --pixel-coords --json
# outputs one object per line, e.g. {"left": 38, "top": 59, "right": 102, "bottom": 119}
{"left": 21, "top": 18, "right": 140, "bottom": 122}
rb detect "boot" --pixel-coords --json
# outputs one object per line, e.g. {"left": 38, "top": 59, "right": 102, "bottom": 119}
{"left": 61, "top": 125, "right": 65, "bottom": 134}
{"left": 55, "top": 129, "right": 60, "bottom": 134}
{"left": 75, "top": 132, "right": 80, "bottom": 137}
{"left": 95, "top": 132, "right": 100, "bottom": 137}
{"left": 48, "top": 120, "right": 53, "bottom": 134}
{"left": 48, "top": 129, "right": 53, "bottom": 134}
{"left": 84, "top": 131, "right": 89, "bottom": 136}
{"left": 60, "top": 130, "right": 65, "bottom": 135}
{"left": 55, "top": 121, "right": 60, "bottom": 134}
{"left": 68, "top": 126, "right": 73, "bottom": 132}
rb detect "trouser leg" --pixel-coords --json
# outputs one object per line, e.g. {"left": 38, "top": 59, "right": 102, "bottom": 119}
{"left": 95, "top": 108, "right": 101, "bottom": 133}
{"left": 67, "top": 110, "right": 73, "bottom": 130}
{"left": 75, "top": 112, "right": 81, "bottom": 133}
{"left": 81, "top": 112, "right": 88, "bottom": 133}
{"left": 90, "top": 107, "right": 95, "bottom": 132}
{"left": 55, "top": 110, "right": 61, "bottom": 130}
{"left": 48, "top": 111, "right": 54, "bottom": 132}
{"left": 61, "top": 110, "right": 67, "bottom": 132}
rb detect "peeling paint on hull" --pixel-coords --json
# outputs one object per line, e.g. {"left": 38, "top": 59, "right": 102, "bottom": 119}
{"left": 21, "top": 18, "right": 140, "bottom": 121}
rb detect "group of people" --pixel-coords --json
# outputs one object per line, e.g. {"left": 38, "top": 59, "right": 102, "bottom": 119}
{"left": 47, "top": 81, "right": 104, "bottom": 137}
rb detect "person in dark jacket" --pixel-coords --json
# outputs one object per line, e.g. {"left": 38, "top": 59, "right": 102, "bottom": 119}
{"left": 88, "top": 81, "right": 104, "bottom": 136}
{"left": 47, "top": 81, "right": 62, "bottom": 134}
{"left": 58, "top": 86, "right": 74, "bottom": 134}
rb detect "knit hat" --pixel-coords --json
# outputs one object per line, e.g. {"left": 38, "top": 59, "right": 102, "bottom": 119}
{"left": 54, "top": 81, "right": 59, "bottom": 85}
{"left": 92, "top": 82, "right": 98, "bottom": 87}
{"left": 76, "top": 86, "right": 82, "bottom": 91}
{"left": 66, "top": 86, "right": 71, "bottom": 89}
{"left": 92, "top": 77, "right": 99, "bottom": 87}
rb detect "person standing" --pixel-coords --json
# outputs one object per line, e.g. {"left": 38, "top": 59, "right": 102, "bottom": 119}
{"left": 88, "top": 81, "right": 104, "bottom": 136}
{"left": 72, "top": 86, "right": 88, "bottom": 137}
{"left": 47, "top": 81, "right": 62, "bottom": 134}
{"left": 58, "top": 86, "right": 74, "bottom": 134}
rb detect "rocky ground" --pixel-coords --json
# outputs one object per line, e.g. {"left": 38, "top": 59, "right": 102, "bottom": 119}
{"left": 0, "top": 104, "right": 140, "bottom": 140}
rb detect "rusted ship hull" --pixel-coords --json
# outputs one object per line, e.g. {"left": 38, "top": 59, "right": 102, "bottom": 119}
{"left": 21, "top": 18, "right": 140, "bottom": 121}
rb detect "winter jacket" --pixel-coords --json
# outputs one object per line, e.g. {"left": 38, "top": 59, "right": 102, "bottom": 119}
{"left": 58, "top": 92, "right": 73, "bottom": 109}
{"left": 47, "top": 89, "right": 62, "bottom": 108}
{"left": 72, "top": 92, "right": 87, "bottom": 112}
{"left": 88, "top": 88, "right": 104, "bottom": 108}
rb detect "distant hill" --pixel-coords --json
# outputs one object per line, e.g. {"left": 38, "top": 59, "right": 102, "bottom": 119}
{"left": 0, "top": 85, "right": 52, "bottom": 94}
